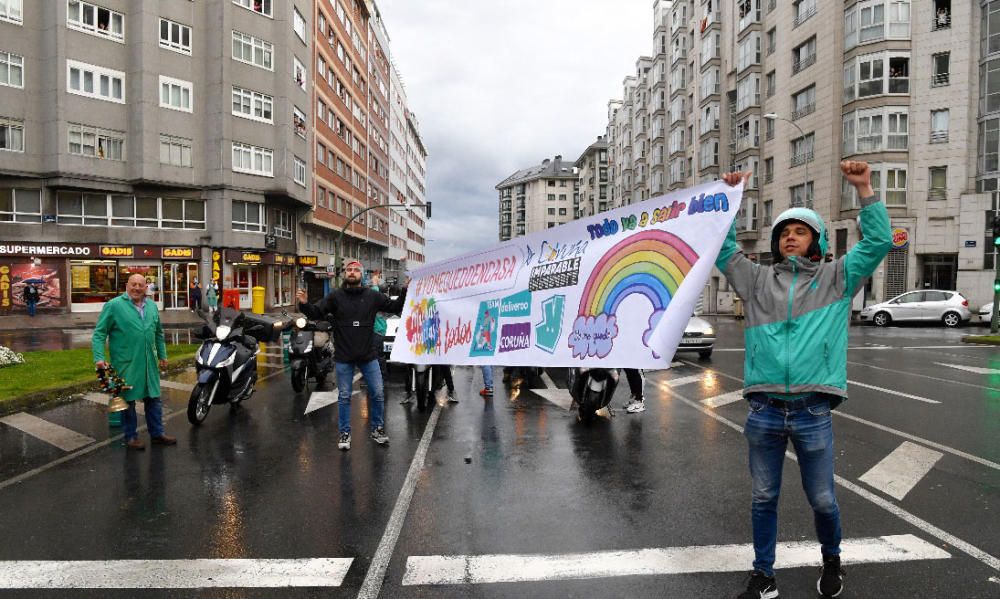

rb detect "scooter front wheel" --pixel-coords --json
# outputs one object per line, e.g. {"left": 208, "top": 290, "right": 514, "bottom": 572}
{"left": 291, "top": 365, "right": 307, "bottom": 393}
{"left": 578, "top": 390, "right": 601, "bottom": 425}
{"left": 188, "top": 382, "right": 213, "bottom": 425}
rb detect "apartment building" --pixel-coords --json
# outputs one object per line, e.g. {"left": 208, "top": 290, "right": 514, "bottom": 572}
{"left": 0, "top": 0, "right": 312, "bottom": 313}
{"left": 496, "top": 156, "right": 579, "bottom": 242}
{"left": 602, "top": 0, "right": 996, "bottom": 309}
{"left": 403, "top": 110, "right": 428, "bottom": 269}
{"left": 574, "top": 136, "right": 610, "bottom": 218}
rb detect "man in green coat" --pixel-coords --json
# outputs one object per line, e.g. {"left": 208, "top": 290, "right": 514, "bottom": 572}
{"left": 93, "top": 273, "right": 177, "bottom": 450}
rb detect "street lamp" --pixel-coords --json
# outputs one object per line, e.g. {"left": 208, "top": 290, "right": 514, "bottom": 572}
{"left": 763, "top": 113, "right": 810, "bottom": 208}
{"left": 333, "top": 202, "right": 431, "bottom": 288}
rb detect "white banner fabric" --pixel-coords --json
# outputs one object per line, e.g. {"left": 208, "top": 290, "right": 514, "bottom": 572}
{"left": 391, "top": 180, "right": 742, "bottom": 368}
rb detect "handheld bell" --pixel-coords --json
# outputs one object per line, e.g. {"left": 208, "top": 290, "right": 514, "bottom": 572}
{"left": 107, "top": 396, "right": 129, "bottom": 413}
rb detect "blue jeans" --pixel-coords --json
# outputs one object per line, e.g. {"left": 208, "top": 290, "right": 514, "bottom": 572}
{"left": 26, "top": 299, "right": 36, "bottom": 316}
{"left": 123, "top": 397, "right": 165, "bottom": 440}
{"left": 744, "top": 393, "right": 841, "bottom": 577}
{"left": 335, "top": 360, "right": 385, "bottom": 434}
{"left": 481, "top": 365, "right": 493, "bottom": 391}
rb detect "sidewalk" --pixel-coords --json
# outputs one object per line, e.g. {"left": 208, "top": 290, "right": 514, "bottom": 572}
{"left": 0, "top": 308, "right": 292, "bottom": 332}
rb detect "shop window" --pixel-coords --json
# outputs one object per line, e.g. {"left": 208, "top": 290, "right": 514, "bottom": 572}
{"left": 71, "top": 261, "right": 119, "bottom": 305}
{"left": 0, "top": 188, "right": 41, "bottom": 222}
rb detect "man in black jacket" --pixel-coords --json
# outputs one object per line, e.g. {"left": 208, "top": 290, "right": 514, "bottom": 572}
{"left": 296, "top": 260, "right": 408, "bottom": 450}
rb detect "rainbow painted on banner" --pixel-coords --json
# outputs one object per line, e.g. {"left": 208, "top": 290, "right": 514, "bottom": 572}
{"left": 578, "top": 229, "right": 697, "bottom": 317}
{"left": 568, "top": 229, "right": 699, "bottom": 359}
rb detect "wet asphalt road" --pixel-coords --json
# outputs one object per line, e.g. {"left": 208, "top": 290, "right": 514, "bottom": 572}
{"left": 0, "top": 320, "right": 998, "bottom": 598}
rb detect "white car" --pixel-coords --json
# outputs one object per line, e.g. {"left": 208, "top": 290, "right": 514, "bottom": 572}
{"left": 859, "top": 290, "right": 972, "bottom": 328}
{"left": 979, "top": 302, "right": 994, "bottom": 324}
{"left": 383, "top": 315, "right": 400, "bottom": 359}
{"left": 675, "top": 315, "right": 716, "bottom": 359}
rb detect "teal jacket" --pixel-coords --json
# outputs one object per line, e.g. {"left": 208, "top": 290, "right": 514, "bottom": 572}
{"left": 715, "top": 195, "right": 892, "bottom": 404}
{"left": 372, "top": 284, "right": 387, "bottom": 336}
{"left": 92, "top": 295, "right": 168, "bottom": 401}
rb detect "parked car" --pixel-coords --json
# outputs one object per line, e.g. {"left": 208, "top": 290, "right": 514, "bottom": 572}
{"left": 675, "top": 315, "right": 716, "bottom": 359}
{"left": 859, "top": 290, "right": 972, "bottom": 327}
{"left": 979, "top": 302, "right": 994, "bottom": 324}
{"left": 383, "top": 315, "right": 399, "bottom": 360}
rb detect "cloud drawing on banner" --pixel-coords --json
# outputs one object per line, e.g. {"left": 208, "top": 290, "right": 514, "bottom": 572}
{"left": 570, "top": 230, "right": 698, "bottom": 359}
{"left": 567, "top": 313, "right": 617, "bottom": 359}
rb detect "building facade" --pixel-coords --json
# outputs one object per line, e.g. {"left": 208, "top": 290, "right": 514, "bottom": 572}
{"left": 496, "top": 156, "right": 579, "bottom": 242}
{"left": 0, "top": 0, "right": 312, "bottom": 313}
{"left": 600, "top": 0, "right": 997, "bottom": 311}
{"left": 574, "top": 136, "right": 610, "bottom": 218}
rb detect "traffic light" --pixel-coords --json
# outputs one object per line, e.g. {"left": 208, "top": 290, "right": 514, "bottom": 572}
{"left": 995, "top": 278, "right": 1000, "bottom": 293}
{"left": 993, "top": 214, "right": 1000, "bottom": 246}
{"left": 425, "top": 201, "right": 432, "bottom": 219}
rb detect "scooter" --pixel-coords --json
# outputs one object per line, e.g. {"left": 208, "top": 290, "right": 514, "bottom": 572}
{"left": 281, "top": 311, "right": 334, "bottom": 393}
{"left": 567, "top": 367, "right": 620, "bottom": 424}
{"left": 188, "top": 307, "right": 264, "bottom": 425}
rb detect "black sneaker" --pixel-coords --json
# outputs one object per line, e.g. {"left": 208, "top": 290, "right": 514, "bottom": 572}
{"left": 817, "top": 555, "right": 844, "bottom": 598}
{"left": 337, "top": 432, "right": 351, "bottom": 451}
{"left": 447, "top": 391, "right": 458, "bottom": 403}
{"left": 371, "top": 427, "right": 389, "bottom": 445}
{"left": 737, "top": 570, "right": 779, "bottom": 599}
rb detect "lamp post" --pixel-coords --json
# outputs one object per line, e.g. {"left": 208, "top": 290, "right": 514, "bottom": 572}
{"left": 333, "top": 202, "right": 430, "bottom": 288}
{"left": 763, "top": 112, "right": 810, "bottom": 208}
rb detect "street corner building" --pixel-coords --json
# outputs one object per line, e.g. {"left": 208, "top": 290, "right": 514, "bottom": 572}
{"left": 0, "top": 0, "right": 428, "bottom": 316}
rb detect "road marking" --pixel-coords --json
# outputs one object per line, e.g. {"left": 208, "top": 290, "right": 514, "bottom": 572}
{"left": 847, "top": 381, "right": 940, "bottom": 404}
{"left": 0, "top": 413, "right": 95, "bottom": 452}
{"left": 678, "top": 361, "right": 1000, "bottom": 473}
{"left": 402, "top": 534, "right": 948, "bottom": 585}
{"left": 0, "top": 558, "right": 354, "bottom": 588}
{"left": 304, "top": 391, "right": 338, "bottom": 414}
{"left": 539, "top": 370, "right": 556, "bottom": 389}
{"left": 83, "top": 392, "right": 145, "bottom": 415}
{"left": 0, "top": 368, "right": 286, "bottom": 492}
{"left": 663, "top": 374, "right": 705, "bottom": 388}
{"left": 159, "top": 380, "right": 191, "bottom": 392}
{"left": 905, "top": 346, "right": 994, "bottom": 350}
{"left": 670, "top": 361, "right": 685, "bottom": 367}
{"left": 847, "top": 360, "right": 999, "bottom": 392}
{"left": 664, "top": 384, "right": 1000, "bottom": 573}
{"left": 531, "top": 388, "right": 573, "bottom": 410}
{"left": 356, "top": 402, "right": 444, "bottom": 599}
{"left": 935, "top": 362, "right": 1000, "bottom": 375}
{"left": 859, "top": 442, "right": 944, "bottom": 500}
{"left": 702, "top": 390, "right": 745, "bottom": 408}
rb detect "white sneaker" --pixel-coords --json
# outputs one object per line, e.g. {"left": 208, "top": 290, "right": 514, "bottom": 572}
{"left": 338, "top": 432, "right": 351, "bottom": 450}
{"left": 625, "top": 399, "right": 646, "bottom": 413}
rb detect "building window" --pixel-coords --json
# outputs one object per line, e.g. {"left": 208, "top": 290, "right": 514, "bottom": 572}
{"left": 0, "top": 50, "right": 24, "bottom": 88}
{"left": 231, "top": 142, "right": 273, "bottom": 177}
{"left": 929, "top": 166, "right": 947, "bottom": 200}
{"left": 766, "top": 70, "right": 776, "bottom": 98}
{"left": 558, "top": 208, "right": 567, "bottom": 216}
{"left": 792, "top": 36, "right": 817, "bottom": 74}
{"left": 737, "top": 31, "right": 761, "bottom": 72}
{"left": 293, "top": 56, "right": 306, "bottom": 90}
{"left": 232, "top": 200, "right": 266, "bottom": 232}
{"left": 980, "top": 118, "right": 999, "bottom": 175}
{"left": 293, "top": 106, "right": 306, "bottom": 138}
{"left": 293, "top": 156, "right": 306, "bottom": 186}
{"left": 232, "top": 30, "right": 273, "bottom": 71}
{"left": 736, "top": 74, "right": 761, "bottom": 112}
{"left": 159, "top": 134, "right": 192, "bottom": 167}
{"left": 884, "top": 167, "right": 907, "bottom": 206}
{"left": 292, "top": 6, "right": 306, "bottom": 41}
{"left": 0, "top": 117, "right": 24, "bottom": 153}
{"left": 790, "top": 182, "right": 813, "bottom": 207}
{"left": 67, "top": 60, "right": 124, "bottom": 103}
{"left": 159, "top": 18, "right": 192, "bottom": 55}
{"left": 930, "top": 109, "right": 949, "bottom": 143}
{"left": 791, "top": 85, "right": 816, "bottom": 120}
{"left": 982, "top": 59, "right": 1000, "bottom": 115}
{"left": 0, "top": 188, "right": 41, "bottom": 223}
{"left": 547, "top": 194, "right": 555, "bottom": 201}
{"left": 547, "top": 207, "right": 555, "bottom": 216}
{"left": 273, "top": 208, "right": 293, "bottom": 239}
{"left": 847, "top": 52, "right": 910, "bottom": 100}
{"left": 159, "top": 76, "right": 192, "bottom": 112}
{"left": 986, "top": 2, "right": 1000, "bottom": 55}
{"left": 763, "top": 199, "right": 773, "bottom": 226}
{"left": 67, "top": 1, "right": 124, "bottom": 42}
{"left": 233, "top": 0, "right": 272, "bottom": 18}
{"left": 766, "top": 28, "right": 776, "bottom": 55}
{"left": 933, "top": 0, "right": 950, "bottom": 31}
{"left": 56, "top": 191, "right": 109, "bottom": 226}
{"left": 764, "top": 157, "right": 774, "bottom": 183}
{"left": 931, "top": 52, "right": 949, "bottom": 87}
{"left": 559, "top": 194, "right": 567, "bottom": 201}
{"left": 68, "top": 123, "right": 124, "bottom": 160}
{"left": 231, "top": 86, "right": 273, "bottom": 123}
{"left": 0, "top": 0, "right": 22, "bottom": 24}
{"left": 793, "top": 0, "right": 816, "bottom": 27}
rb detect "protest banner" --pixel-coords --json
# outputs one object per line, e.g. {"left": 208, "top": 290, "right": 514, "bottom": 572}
{"left": 391, "top": 180, "right": 742, "bottom": 368}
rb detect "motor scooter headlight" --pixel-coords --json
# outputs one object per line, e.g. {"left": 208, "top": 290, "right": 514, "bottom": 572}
{"left": 216, "top": 325, "right": 232, "bottom": 340}
{"left": 296, "top": 317, "right": 307, "bottom": 329}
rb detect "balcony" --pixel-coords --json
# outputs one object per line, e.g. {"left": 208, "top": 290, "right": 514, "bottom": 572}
{"left": 790, "top": 151, "right": 813, "bottom": 167}
{"left": 791, "top": 103, "right": 815, "bottom": 121}
{"left": 734, "top": 134, "right": 760, "bottom": 153}
{"left": 792, "top": 54, "right": 816, "bottom": 75}
{"left": 700, "top": 118, "right": 720, "bottom": 134}
{"left": 793, "top": 4, "right": 816, "bottom": 28}
{"left": 672, "top": 47, "right": 687, "bottom": 64}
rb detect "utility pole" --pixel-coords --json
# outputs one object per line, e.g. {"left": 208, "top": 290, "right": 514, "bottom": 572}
{"left": 333, "top": 202, "right": 431, "bottom": 288}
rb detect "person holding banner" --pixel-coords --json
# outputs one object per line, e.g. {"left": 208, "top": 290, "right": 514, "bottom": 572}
{"left": 720, "top": 162, "right": 891, "bottom": 599}
{"left": 295, "top": 261, "right": 407, "bottom": 451}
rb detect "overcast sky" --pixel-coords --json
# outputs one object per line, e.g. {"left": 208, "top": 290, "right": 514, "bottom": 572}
{"left": 376, "top": 0, "right": 653, "bottom": 264}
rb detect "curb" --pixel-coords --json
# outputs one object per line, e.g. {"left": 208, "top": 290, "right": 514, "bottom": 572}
{"left": 0, "top": 357, "right": 196, "bottom": 417}
{"left": 960, "top": 335, "right": 1000, "bottom": 346}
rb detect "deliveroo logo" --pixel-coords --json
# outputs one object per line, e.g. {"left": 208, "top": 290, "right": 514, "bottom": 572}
{"left": 534, "top": 295, "right": 565, "bottom": 354}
